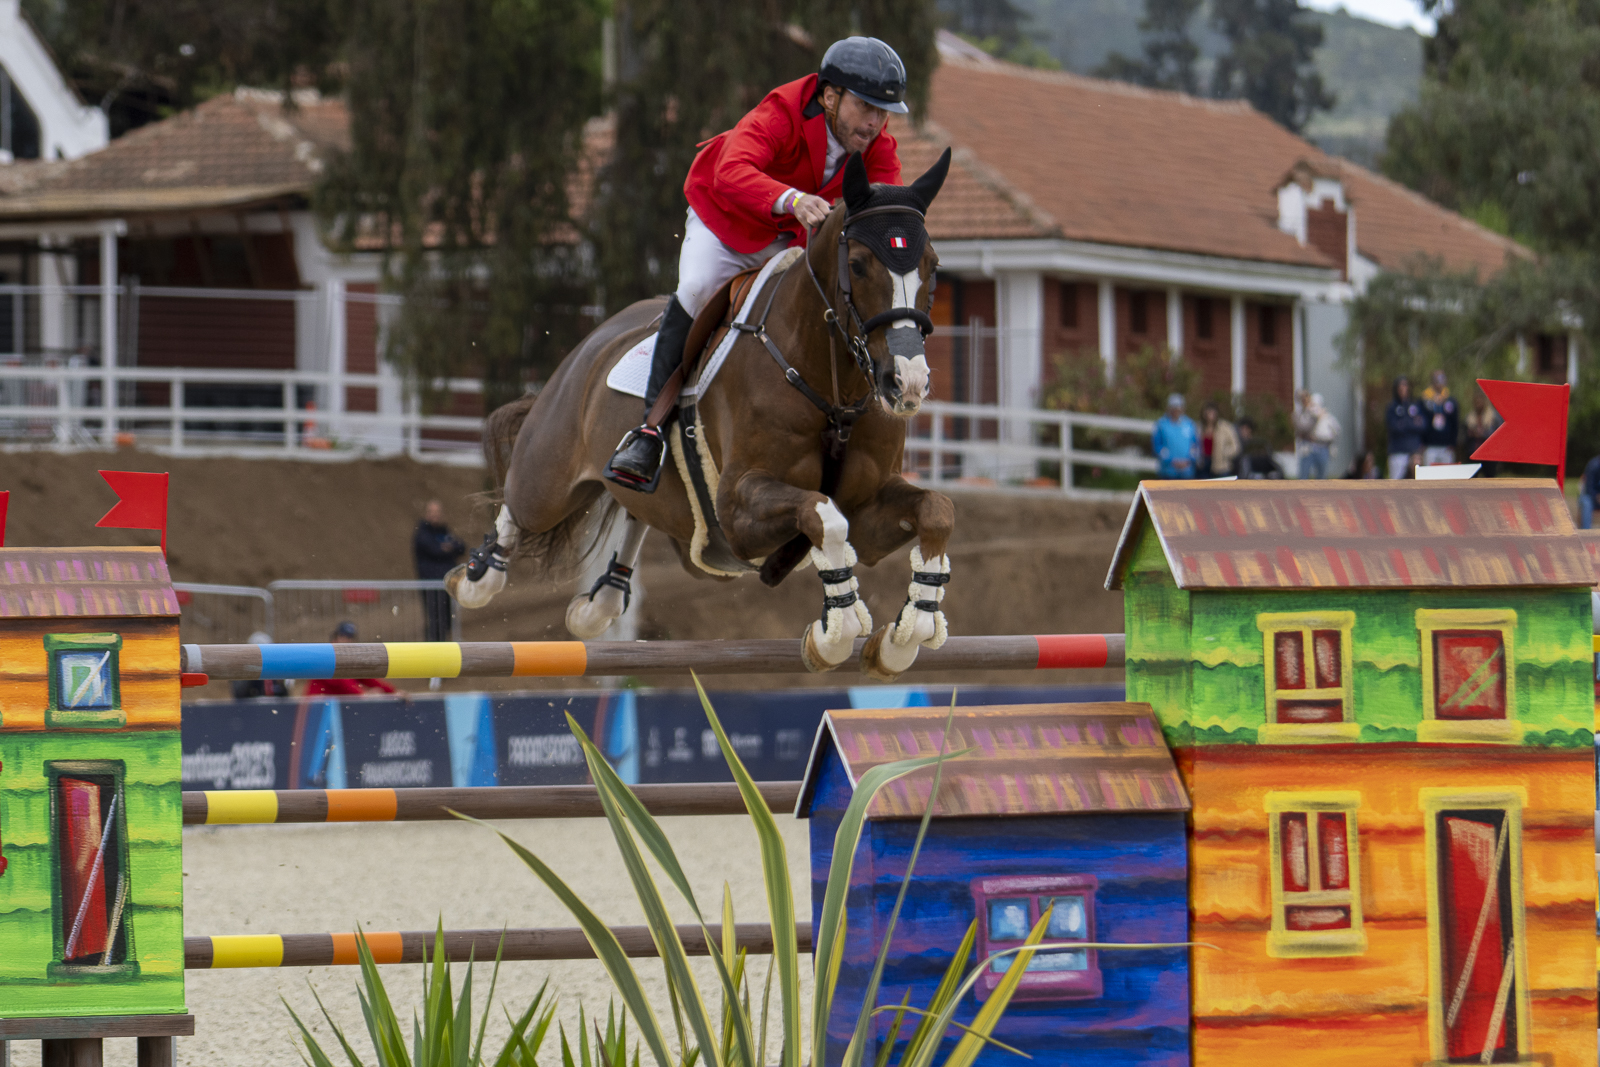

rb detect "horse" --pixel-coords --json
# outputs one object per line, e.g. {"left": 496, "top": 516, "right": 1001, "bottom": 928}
{"left": 445, "top": 149, "right": 956, "bottom": 681}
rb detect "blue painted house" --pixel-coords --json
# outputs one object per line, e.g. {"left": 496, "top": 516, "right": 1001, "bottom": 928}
{"left": 796, "top": 702, "right": 1192, "bottom": 1067}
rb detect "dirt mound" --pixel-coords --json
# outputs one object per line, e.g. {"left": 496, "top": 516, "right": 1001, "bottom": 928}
{"left": 0, "top": 448, "right": 1128, "bottom": 689}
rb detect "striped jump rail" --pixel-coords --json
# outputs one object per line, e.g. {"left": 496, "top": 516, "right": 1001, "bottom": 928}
{"left": 184, "top": 781, "right": 803, "bottom": 824}
{"left": 186, "top": 922, "right": 814, "bottom": 969}
{"left": 180, "top": 633, "right": 1124, "bottom": 682}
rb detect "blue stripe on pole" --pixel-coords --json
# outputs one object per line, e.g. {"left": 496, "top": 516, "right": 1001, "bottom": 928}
{"left": 259, "top": 644, "right": 337, "bottom": 679}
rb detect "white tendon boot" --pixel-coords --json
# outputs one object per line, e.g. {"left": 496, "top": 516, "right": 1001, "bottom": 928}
{"left": 801, "top": 502, "right": 872, "bottom": 672}
{"left": 445, "top": 505, "right": 519, "bottom": 609}
{"left": 565, "top": 517, "right": 647, "bottom": 638}
{"left": 861, "top": 546, "right": 950, "bottom": 681}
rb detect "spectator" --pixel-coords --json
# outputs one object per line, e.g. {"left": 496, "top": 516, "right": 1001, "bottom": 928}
{"left": 413, "top": 499, "right": 466, "bottom": 643}
{"left": 1235, "top": 418, "right": 1283, "bottom": 479}
{"left": 1384, "top": 376, "right": 1426, "bottom": 479}
{"left": 1421, "top": 370, "right": 1460, "bottom": 466}
{"left": 1198, "top": 402, "right": 1240, "bottom": 478}
{"left": 1581, "top": 455, "right": 1600, "bottom": 529}
{"left": 1462, "top": 388, "right": 1501, "bottom": 476}
{"left": 1344, "top": 451, "right": 1380, "bottom": 479}
{"left": 1294, "top": 391, "right": 1340, "bottom": 479}
{"left": 1152, "top": 393, "right": 1198, "bottom": 479}
{"left": 230, "top": 631, "right": 289, "bottom": 700}
{"left": 305, "top": 621, "right": 399, "bottom": 696}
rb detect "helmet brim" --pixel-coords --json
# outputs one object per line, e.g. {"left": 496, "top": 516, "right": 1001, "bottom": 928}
{"left": 848, "top": 88, "right": 910, "bottom": 114}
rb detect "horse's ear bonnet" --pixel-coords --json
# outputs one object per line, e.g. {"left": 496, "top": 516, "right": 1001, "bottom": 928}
{"left": 840, "top": 148, "right": 951, "bottom": 275}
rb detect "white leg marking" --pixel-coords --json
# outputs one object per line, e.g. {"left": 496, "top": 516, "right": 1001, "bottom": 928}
{"left": 566, "top": 516, "right": 646, "bottom": 638}
{"left": 889, "top": 268, "right": 930, "bottom": 409}
{"left": 807, "top": 500, "right": 872, "bottom": 665}
{"left": 875, "top": 546, "right": 951, "bottom": 675}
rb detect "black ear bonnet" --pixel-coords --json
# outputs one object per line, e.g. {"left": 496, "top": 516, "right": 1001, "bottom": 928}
{"left": 837, "top": 148, "right": 950, "bottom": 275}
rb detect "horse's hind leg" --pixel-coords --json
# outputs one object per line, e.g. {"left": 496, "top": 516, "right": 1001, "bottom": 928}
{"left": 565, "top": 514, "right": 647, "bottom": 638}
{"left": 849, "top": 480, "right": 956, "bottom": 681}
{"left": 446, "top": 504, "right": 522, "bottom": 608}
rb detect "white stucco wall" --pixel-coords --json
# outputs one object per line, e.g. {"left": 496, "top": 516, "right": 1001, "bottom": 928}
{"left": 0, "top": 0, "right": 106, "bottom": 160}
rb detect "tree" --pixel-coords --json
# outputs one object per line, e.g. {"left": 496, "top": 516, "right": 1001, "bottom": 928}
{"left": 22, "top": 0, "right": 342, "bottom": 135}
{"left": 1209, "top": 0, "right": 1334, "bottom": 133}
{"left": 316, "top": 0, "right": 605, "bottom": 409}
{"left": 939, "top": 0, "right": 1058, "bottom": 68}
{"left": 1095, "top": 0, "right": 1203, "bottom": 94}
{"left": 593, "top": 0, "right": 939, "bottom": 313}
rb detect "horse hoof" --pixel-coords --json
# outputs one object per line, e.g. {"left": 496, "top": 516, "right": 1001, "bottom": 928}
{"left": 447, "top": 562, "right": 504, "bottom": 609}
{"left": 565, "top": 593, "right": 618, "bottom": 639}
{"left": 859, "top": 624, "right": 912, "bottom": 682}
{"left": 801, "top": 622, "right": 844, "bottom": 674}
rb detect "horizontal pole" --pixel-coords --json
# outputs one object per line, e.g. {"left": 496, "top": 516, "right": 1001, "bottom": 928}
{"left": 186, "top": 922, "right": 813, "bottom": 969}
{"left": 180, "top": 633, "right": 1124, "bottom": 681}
{"left": 184, "top": 781, "right": 803, "bottom": 825}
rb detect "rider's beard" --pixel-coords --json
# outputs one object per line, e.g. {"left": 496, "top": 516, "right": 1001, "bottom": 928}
{"left": 825, "top": 96, "right": 879, "bottom": 156}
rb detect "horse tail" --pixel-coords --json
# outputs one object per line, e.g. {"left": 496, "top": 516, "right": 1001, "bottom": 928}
{"left": 482, "top": 392, "right": 538, "bottom": 488}
{"left": 476, "top": 391, "right": 621, "bottom": 583}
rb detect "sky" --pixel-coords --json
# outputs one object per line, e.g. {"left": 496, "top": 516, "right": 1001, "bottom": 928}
{"left": 1301, "top": 0, "right": 1436, "bottom": 34}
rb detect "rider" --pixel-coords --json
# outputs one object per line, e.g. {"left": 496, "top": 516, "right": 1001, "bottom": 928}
{"left": 605, "top": 36, "right": 909, "bottom": 491}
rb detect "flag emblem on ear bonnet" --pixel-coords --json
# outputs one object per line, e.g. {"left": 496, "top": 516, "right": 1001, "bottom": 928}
{"left": 890, "top": 236, "right": 907, "bottom": 248}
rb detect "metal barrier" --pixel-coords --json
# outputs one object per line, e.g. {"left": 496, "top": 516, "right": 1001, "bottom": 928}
{"left": 266, "top": 579, "right": 461, "bottom": 644}
{"left": 173, "top": 583, "right": 274, "bottom": 646}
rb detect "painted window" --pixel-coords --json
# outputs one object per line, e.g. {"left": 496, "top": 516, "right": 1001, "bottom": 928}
{"left": 1256, "top": 612, "right": 1356, "bottom": 742}
{"left": 1416, "top": 610, "right": 1518, "bottom": 742}
{"left": 970, "top": 874, "right": 1102, "bottom": 1002}
{"left": 1265, "top": 792, "right": 1365, "bottom": 957}
{"left": 44, "top": 633, "right": 123, "bottom": 728}
{"left": 49, "top": 762, "right": 136, "bottom": 974}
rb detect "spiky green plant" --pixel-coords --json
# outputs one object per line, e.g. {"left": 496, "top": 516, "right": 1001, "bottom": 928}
{"left": 463, "top": 680, "right": 1197, "bottom": 1067}
{"left": 283, "top": 923, "right": 624, "bottom": 1067}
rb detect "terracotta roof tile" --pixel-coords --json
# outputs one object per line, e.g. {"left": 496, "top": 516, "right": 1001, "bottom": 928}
{"left": 0, "top": 546, "right": 179, "bottom": 618}
{"left": 796, "top": 702, "right": 1189, "bottom": 819}
{"left": 923, "top": 42, "right": 1527, "bottom": 276}
{"left": 1106, "top": 479, "right": 1590, "bottom": 591}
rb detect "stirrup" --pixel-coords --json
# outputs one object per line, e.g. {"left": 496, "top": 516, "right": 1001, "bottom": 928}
{"left": 604, "top": 425, "right": 667, "bottom": 493}
{"left": 464, "top": 533, "right": 507, "bottom": 582}
{"left": 585, "top": 552, "right": 634, "bottom": 611}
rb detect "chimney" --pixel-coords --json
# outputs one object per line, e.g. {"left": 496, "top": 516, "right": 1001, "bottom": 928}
{"left": 1277, "top": 160, "right": 1350, "bottom": 280}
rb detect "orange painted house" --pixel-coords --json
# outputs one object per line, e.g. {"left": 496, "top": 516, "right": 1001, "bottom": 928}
{"left": 1108, "top": 480, "right": 1597, "bottom": 1066}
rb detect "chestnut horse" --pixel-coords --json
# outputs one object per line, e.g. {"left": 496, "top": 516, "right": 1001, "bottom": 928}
{"left": 446, "top": 150, "right": 956, "bottom": 680}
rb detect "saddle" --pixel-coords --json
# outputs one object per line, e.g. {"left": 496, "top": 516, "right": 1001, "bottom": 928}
{"left": 643, "top": 267, "right": 762, "bottom": 429}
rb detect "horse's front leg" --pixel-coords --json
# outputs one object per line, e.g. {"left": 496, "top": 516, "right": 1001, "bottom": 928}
{"left": 849, "top": 479, "right": 955, "bottom": 681}
{"left": 721, "top": 471, "right": 873, "bottom": 673}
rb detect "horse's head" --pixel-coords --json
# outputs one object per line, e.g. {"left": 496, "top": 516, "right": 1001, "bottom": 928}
{"left": 817, "top": 147, "right": 950, "bottom": 418}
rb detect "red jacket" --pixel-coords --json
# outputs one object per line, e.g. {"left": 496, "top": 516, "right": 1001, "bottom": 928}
{"left": 684, "top": 74, "right": 902, "bottom": 254}
{"left": 306, "top": 677, "right": 397, "bottom": 696}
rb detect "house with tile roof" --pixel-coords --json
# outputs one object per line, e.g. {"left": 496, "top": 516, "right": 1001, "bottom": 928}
{"left": 1106, "top": 478, "right": 1595, "bottom": 1066}
{"left": 904, "top": 32, "right": 1553, "bottom": 475}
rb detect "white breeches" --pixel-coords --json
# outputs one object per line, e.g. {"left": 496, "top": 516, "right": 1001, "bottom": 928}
{"left": 675, "top": 208, "right": 790, "bottom": 317}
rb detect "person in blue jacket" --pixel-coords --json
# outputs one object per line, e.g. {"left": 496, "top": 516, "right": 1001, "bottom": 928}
{"left": 1153, "top": 393, "right": 1199, "bottom": 479}
{"left": 1385, "top": 376, "right": 1427, "bottom": 478}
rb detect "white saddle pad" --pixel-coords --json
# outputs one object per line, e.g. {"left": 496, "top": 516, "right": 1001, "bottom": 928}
{"left": 605, "top": 333, "right": 657, "bottom": 399}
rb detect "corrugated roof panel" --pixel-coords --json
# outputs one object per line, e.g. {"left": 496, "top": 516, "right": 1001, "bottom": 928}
{"left": 1106, "top": 479, "right": 1591, "bottom": 591}
{"left": 0, "top": 547, "right": 179, "bottom": 618}
{"left": 798, "top": 703, "right": 1189, "bottom": 819}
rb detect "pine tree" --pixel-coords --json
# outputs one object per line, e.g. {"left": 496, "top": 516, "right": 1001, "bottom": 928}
{"left": 1209, "top": 0, "right": 1334, "bottom": 133}
{"left": 939, "top": 0, "right": 1057, "bottom": 68}
{"left": 317, "top": 0, "right": 605, "bottom": 408}
{"left": 1095, "top": 0, "right": 1203, "bottom": 94}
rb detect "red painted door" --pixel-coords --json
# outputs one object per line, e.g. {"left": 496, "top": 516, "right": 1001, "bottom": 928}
{"left": 58, "top": 777, "right": 110, "bottom": 961}
{"left": 1438, "top": 811, "right": 1518, "bottom": 1063}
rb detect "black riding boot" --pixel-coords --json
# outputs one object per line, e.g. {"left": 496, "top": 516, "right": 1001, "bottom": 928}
{"left": 606, "top": 294, "right": 694, "bottom": 492}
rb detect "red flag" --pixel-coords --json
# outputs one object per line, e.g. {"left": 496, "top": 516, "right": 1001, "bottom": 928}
{"left": 1469, "top": 380, "right": 1571, "bottom": 490}
{"left": 96, "top": 470, "right": 169, "bottom": 555}
{"left": 0, "top": 490, "right": 7, "bottom": 547}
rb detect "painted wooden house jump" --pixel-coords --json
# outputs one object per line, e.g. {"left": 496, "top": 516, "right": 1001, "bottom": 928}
{"left": 1107, "top": 479, "right": 1597, "bottom": 1067}
{"left": 797, "top": 702, "right": 1192, "bottom": 1067}
{"left": 0, "top": 547, "right": 187, "bottom": 1019}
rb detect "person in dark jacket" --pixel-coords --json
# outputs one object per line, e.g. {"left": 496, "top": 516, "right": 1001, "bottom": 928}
{"left": 413, "top": 500, "right": 465, "bottom": 642}
{"left": 1420, "top": 370, "right": 1460, "bottom": 466}
{"left": 1581, "top": 455, "right": 1600, "bottom": 529}
{"left": 1234, "top": 418, "right": 1283, "bottom": 479}
{"left": 1385, "top": 376, "right": 1426, "bottom": 478}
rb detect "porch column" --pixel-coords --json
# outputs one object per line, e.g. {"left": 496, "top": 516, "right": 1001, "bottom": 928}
{"left": 1098, "top": 279, "right": 1115, "bottom": 382}
{"left": 1166, "top": 287, "right": 1183, "bottom": 361}
{"left": 99, "top": 220, "right": 123, "bottom": 445}
{"left": 1567, "top": 331, "right": 1580, "bottom": 388}
{"left": 325, "top": 278, "right": 347, "bottom": 421}
{"left": 1292, "top": 299, "right": 1305, "bottom": 394}
{"left": 995, "top": 271, "right": 1043, "bottom": 479}
{"left": 1230, "top": 295, "right": 1246, "bottom": 397}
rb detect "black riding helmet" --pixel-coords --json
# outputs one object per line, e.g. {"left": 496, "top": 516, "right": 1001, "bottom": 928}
{"left": 819, "top": 36, "right": 909, "bottom": 114}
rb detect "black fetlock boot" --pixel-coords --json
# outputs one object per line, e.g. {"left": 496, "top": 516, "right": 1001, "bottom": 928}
{"left": 606, "top": 295, "right": 694, "bottom": 492}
